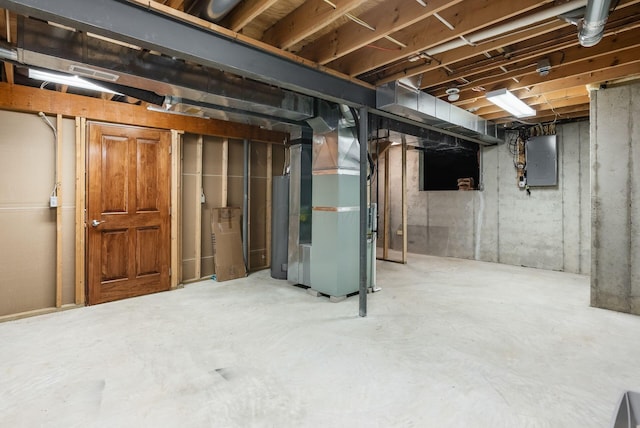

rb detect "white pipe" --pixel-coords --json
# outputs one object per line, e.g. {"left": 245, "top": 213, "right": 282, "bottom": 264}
{"left": 425, "top": 0, "right": 588, "bottom": 56}
{"left": 579, "top": 0, "right": 612, "bottom": 47}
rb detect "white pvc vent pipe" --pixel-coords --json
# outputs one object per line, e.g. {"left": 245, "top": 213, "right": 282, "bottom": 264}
{"left": 425, "top": 0, "right": 589, "bottom": 57}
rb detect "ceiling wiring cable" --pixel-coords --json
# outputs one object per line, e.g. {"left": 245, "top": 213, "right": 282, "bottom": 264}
{"left": 38, "top": 112, "right": 59, "bottom": 197}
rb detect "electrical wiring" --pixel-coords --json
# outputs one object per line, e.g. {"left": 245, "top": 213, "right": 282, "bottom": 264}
{"left": 541, "top": 93, "right": 560, "bottom": 123}
{"left": 38, "top": 112, "right": 59, "bottom": 199}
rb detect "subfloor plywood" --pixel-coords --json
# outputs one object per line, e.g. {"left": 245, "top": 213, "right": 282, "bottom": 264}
{"left": 1, "top": 254, "right": 638, "bottom": 427}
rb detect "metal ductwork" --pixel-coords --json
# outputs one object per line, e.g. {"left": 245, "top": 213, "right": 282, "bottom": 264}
{"left": 377, "top": 81, "right": 502, "bottom": 145}
{"left": 15, "top": 17, "right": 313, "bottom": 132}
{"left": 578, "top": 0, "right": 612, "bottom": 47}
{"left": 186, "top": 0, "right": 242, "bottom": 22}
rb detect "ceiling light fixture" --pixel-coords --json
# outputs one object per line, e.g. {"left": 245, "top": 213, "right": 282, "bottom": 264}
{"left": 28, "top": 69, "right": 123, "bottom": 95}
{"left": 485, "top": 88, "right": 535, "bottom": 118}
{"left": 446, "top": 87, "right": 460, "bottom": 102}
{"left": 415, "top": 0, "right": 427, "bottom": 6}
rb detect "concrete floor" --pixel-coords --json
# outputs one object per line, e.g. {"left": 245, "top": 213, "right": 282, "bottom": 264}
{"left": 1, "top": 254, "right": 638, "bottom": 427}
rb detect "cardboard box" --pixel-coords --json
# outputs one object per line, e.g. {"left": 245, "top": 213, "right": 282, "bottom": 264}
{"left": 211, "top": 207, "right": 247, "bottom": 281}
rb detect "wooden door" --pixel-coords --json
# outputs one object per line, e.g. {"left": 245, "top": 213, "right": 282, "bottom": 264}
{"left": 87, "top": 123, "right": 171, "bottom": 305}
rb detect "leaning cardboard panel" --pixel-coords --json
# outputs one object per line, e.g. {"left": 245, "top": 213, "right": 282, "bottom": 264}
{"left": 211, "top": 207, "right": 247, "bottom": 281}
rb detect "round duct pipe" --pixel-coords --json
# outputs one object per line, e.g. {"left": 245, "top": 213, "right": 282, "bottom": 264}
{"left": 578, "top": 0, "right": 612, "bottom": 47}
{"left": 424, "top": 0, "right": 589, "bottom": 57}
{"left": 188, "top": 0, "right": 243, "bottom": 22}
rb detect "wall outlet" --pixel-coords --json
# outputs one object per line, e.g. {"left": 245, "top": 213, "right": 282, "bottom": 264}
{"left": 49, "top": 195, "right": 58, "bottom": 208}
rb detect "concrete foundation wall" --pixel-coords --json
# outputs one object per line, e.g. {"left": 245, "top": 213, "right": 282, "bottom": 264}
{"left": 384, "top": 121, "right": 590, "bottom": 274}
{"left": 591, "top": 82, "right": 640, "bottom": 314}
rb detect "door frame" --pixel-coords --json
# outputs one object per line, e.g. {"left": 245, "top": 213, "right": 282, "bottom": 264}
{"left": 77, "top": 121, "right": 181, "bottom": 305}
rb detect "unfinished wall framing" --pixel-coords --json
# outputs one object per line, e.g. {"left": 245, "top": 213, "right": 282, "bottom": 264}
{"left": 0, "top": 110, "right": 77, "bottom": 317}
{"left": 0, "top": 83, "right": 288, "bottom": 319}
{"left": 376, "top": 143, "right": 408, "bottom": 264}
{"left": 180, "top": 134, "right": 285, "bottom": 282}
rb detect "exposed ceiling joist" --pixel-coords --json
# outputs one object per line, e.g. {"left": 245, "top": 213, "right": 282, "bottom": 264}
{"left": 262, "top": 0, "right": 366, "bottom": 49}
{"left": 221, "top": 0, "right": 279, "bottom": 32}
{"left": 330, "top": 0, "right": 552, "bottom": 76}
{"left": 449, "top": 48, "right": 640, "bottom": 104}
{"left": 426, "top": 25, "right": 640, "bottom": 95}
{"left": 3, "top": 0, "right": 639, "bottom": 125}
{"left": 374, "top": 20, "right": 569, "bottom": 85}
{"left": 0, "top": 0, "right": 376, "bottom": 107}
{"left": 482, "top": 100, "right": 591, "bottom": 120}
{"left": 474, "top": 92, "right": 590, "bottom": 116}
{"left": 297, "top": 0, "right": 463, "bottom": 64}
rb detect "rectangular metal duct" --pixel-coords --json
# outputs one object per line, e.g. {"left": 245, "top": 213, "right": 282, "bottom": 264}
{"left": 377, "top": 81, "right": 502, "bottom": 145}
{"left": 18, "top": 17, "right": 314, "bottom": 122}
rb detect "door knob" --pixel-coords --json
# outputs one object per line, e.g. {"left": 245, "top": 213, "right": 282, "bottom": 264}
{"left": 91, "top": 219, "right": 105, "bottom": 227}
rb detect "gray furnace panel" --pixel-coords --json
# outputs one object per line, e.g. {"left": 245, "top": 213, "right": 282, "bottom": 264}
{"left": 526, "top": 135, "right": 557, "bottom": 186}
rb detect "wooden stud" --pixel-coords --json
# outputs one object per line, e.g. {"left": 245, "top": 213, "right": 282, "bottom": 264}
{"left": 5, "top": 9, "right": 10, "bottom": 43}
{"left": 55, "top": 114, "right": 63, "bottom": 307}
{"left": 402, "top": 137, "right": 408, "bottom": 264}
{"left": 74, "top": 117, "right": 87, "bottom": 305}
{"left": 247, "top": 142, "right": 252, "bottom": 271}
{"left": 3, "top": 62, "right": 13, "bottom": 85}
{"left": 383, "top": 150, "right": 390, "bottom": 260}
{"left": 194, "top": 135, "right": 203, "bottom": 280}
{"left": 221, "top": 138, "right": 228, "bottom": 207}
{"left": 170, "top": 130, "right": 183, "bottom": 289}
{"left": 0, "top": 83, "right": 287, "bottom": 144}
{"left": 266, "top": 144, "right": 273, "bottom": 268}
{"left": 178, "top": 136, "right": 183, "bottom": 284}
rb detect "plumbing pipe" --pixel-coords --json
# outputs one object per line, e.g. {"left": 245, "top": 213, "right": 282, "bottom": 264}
{"left": 424, "top": 0, "right": 589, "bottom": 57}
{"left": 358, "top": 106, "right": 368, "bottom": 317}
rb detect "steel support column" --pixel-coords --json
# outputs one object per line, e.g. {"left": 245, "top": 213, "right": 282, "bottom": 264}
{"left": 243, "top": 139, "right": 249, "bottom": 269}
{"left": 359, "top": 106, "right": 368, "bottom": 317}
{"left": 0, "top": 0, "right": 375, "bottom": 107}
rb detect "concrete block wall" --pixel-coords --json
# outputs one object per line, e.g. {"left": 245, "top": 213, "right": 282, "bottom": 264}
{"left": 383, "top": 121, "right": 590, "bottom": 274}
{"left": 591, "top": 82, "right": 640, "bottom": 314}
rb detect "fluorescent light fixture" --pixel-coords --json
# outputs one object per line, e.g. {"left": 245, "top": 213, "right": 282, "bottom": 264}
{"left": 28, "top": 69, "right": 123, "bottom": 95}
{"left": 416, "top": 0, "right": 427, "bottom": 6}
{"left": 485, "top": 88, "right": 535, "bottom": 118}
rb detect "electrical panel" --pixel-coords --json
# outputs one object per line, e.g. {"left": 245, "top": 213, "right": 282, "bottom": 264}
{"left": 526, "top": 135, "right": 557, "bottom": 186}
